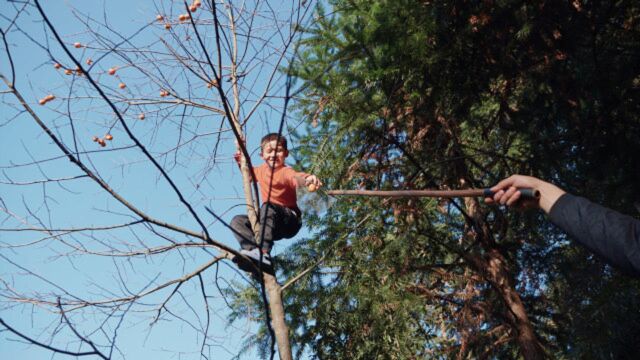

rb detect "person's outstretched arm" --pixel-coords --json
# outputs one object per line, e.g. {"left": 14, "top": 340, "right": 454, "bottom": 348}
{"left": 486, "top": 175, "right": 640, "bottom": 277}
{"left": 293, "top": 173, "right": 322, "bottom": 191}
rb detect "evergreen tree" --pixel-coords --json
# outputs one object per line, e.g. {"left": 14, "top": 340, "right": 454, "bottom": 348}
{"left": 229, "top": 1, "right": 640, "bottom": 358}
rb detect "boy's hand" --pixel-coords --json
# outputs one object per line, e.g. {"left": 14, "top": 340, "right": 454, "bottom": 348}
{"left": 234, "top": 137, "right": 246, "bottom": 164}
{"left": 305, "top": 175, "right": 323, "bottom": 192}
{"left": 233, "top": 151, "right": 242, "bottom": 163}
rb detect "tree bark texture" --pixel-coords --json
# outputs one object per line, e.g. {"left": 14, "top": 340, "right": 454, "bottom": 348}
{"left": 481, "top": 249, "right": 546, "bottom": 360}
{"left": 265, "top": 275, "right": 292, "bottom": 360}
{"left": 464, "top": 197, "right": 546, "bottom": 360}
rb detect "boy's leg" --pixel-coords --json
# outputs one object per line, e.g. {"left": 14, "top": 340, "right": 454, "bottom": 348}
{"left": 257, "top": 203, "right": 302, "bottom": 252}
{"left": 257, "top": 203, "right": 278, "bottom": 253}
{"left": 231, "top": 214, "right": 274, "bottom": 275}
{"left": 275, "top": 207, "right": 302, "bottom": 240}
{"left": 230, "top": 214, "right": 257, "bottom": 250}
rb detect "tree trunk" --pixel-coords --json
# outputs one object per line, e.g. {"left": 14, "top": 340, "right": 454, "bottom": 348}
{"left": 264, "top": 274, "right": 292, "bottom": 360}
{"left": 483, "top": 249, "right": 546, "bottom": 360}
{"left": 463, "top": 197, "right": 545, "bottom": 360}
{"left": 465, "top": 248, "right": 546, "bottom": 360}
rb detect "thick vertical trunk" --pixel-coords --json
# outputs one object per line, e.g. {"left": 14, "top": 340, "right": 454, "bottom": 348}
{"left": 463, "top": 197, "right": 545, "bottom": 360}
{"left": 264, "top": 275, "right": 292, "bottom": 360}
{"left": 484, "top": 250, "right": 546, "bottom": 360}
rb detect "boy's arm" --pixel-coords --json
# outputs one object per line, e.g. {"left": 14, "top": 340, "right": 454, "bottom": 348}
{"left": 293, "top": 173, "right": 323, "bottom": 191}
{"left": 234, "top": 151, "right": 257, "bottom": 181}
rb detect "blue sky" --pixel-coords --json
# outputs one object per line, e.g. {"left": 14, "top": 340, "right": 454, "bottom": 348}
{"left": 0, "top": 1, "right": 317, "bottom": 358}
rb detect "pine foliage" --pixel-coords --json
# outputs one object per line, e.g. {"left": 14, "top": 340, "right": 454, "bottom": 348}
{"left": 228, "top": 1, "right": 640, "bottom": 358}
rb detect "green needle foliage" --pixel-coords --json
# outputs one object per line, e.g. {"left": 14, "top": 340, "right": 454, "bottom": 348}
{"left": 228, "top": 1, "right": 640, "bottom": 358}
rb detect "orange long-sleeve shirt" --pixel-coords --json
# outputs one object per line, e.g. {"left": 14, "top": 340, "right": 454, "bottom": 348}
{"left": 253, "top": 163, "right": 309, "bottom": 210}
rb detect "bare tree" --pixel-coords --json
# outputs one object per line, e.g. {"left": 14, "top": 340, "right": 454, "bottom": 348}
{"left": 0, "top": 0, "right": 315, "bottom": 358}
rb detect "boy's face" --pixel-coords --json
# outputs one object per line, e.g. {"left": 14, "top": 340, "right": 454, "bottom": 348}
{"left": 260, "top": 140, "right": 288, "bottom": 168}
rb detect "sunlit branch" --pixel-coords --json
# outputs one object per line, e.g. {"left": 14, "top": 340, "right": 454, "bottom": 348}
{"left": 0, "top": 318, "right": 108, "bottom": 359}
{"left": 0, "top": 175, "right": 89, "bottom": 186}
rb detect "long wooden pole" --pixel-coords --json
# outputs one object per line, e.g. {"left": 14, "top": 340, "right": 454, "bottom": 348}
{"left": 325, "top": 188, "right": 539, "bottom": 199}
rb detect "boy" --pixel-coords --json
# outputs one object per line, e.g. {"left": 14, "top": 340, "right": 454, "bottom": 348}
{"left": 231, "top": 133, "right": 322, "bottom": 271}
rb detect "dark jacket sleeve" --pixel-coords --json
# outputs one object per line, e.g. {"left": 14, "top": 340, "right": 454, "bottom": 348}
{"left": 548, "top": 193, "right": 640, "bottom": 276}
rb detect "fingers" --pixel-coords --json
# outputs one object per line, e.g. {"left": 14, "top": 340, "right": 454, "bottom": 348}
{"left": 305, "top": 175, "right": 323, "bottom": 192}
{"left": 505, "top": 187, "right": 522, "bottom": 206}
{"left": 491, "top": 174, "right": 542, "bottom": 193}
{"left": 491, "top": 189, "right": 506, "bottom": 204}
{"left": 500, "top": 186, "right": 518, "bottom": 205}
{"left": 484, "top": 186, "right": 521, "bottom": 207}
{"left": 305, "top": 175, "right": 323, "bottom": 188}
{"left": 490, "top": 175, "right": 520, "bottom": 193}
{"left": 485, "top": 175, "right": 549, "bottom": 210}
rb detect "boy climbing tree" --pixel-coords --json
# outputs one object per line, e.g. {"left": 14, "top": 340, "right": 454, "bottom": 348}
{"left": 232, "top": 133, "right": 323, "bottom": 273}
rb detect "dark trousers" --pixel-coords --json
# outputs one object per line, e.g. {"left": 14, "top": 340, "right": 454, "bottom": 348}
{"left": 230, "top": 203, "right": 302, "bottom": 253}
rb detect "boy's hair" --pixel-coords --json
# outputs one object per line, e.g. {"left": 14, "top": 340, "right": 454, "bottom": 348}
{"left": 260, "top": 133, "right": 288, "bottom": 151}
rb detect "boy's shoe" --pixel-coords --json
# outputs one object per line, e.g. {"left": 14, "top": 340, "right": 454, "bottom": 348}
{"left": 241, "top": 248, "right": 272, "bottom": 266}
{"left": 234, "top": 248, "right": 274, "bottom": 275}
